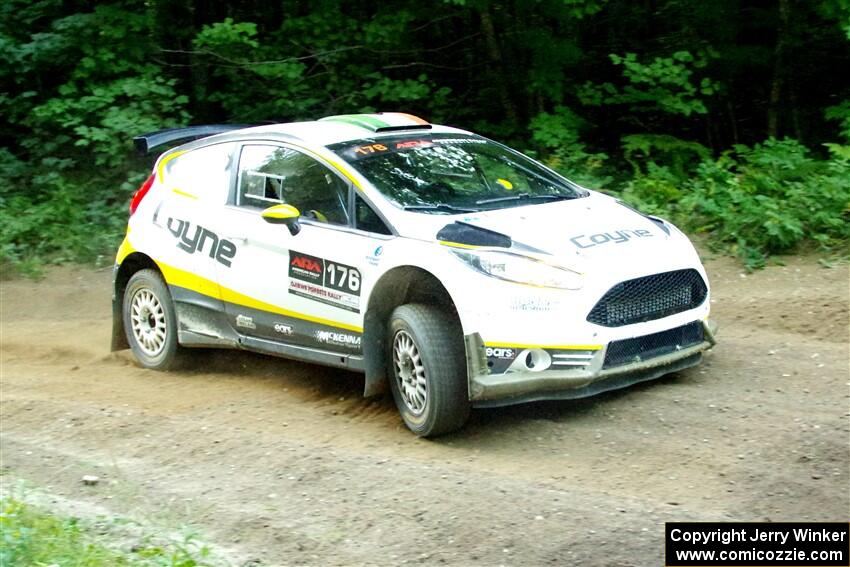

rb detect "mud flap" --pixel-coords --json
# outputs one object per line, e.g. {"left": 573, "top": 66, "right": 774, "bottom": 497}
{"left": 110, "top": 265, "right": 129, "bottom": 351}
{"left": 362, "top": 310, "right": 388, "bottom": 397}
{"left": 464, "top": 332, "right": 488, "bottom": 400}
{"left": 111, "top": 294, "right": 129, "bottom": 351}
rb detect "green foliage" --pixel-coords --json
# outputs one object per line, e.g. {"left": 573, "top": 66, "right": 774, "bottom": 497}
{"left": 561, "top": 0, "right": 609, "bottom": 18}
{"left": 529, "top": 106, "right": 611, "bottom": 187}
{"left": 0, "top": 0, "right": 848, "bottom": 273}
{"left": 622, "top": 139, "right": 850, "bottom": 269}
{"left": 818, "top": 0, "right": 850, "bottom": 39}
{"left": 0, "top": 497, "right": 213, "bottom": 566}
{"left": 621, "top": 134, "right": 710, "bottom": 178}
{"left": 0, "top": 2, "right": 187, "bottom": 276}
{"left": 580, "top": 51, "right": 719, "bottom": 116}
{"left": 30, "top": 73, "right": 189, "bottom": 167}
{"left": 0, "top": 179, "right": 127, "bottom": 274}
{"left": 825, "top": 101, "right": 850, "bottom": 141}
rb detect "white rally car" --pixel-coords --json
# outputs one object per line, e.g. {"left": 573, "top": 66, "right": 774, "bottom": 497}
{"left": 112, "top": 112, "right": 716, "bottom": 436}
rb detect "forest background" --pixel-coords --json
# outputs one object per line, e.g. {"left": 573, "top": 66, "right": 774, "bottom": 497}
{"left": 1, "top": 0, "right": 848, "bottom": 274}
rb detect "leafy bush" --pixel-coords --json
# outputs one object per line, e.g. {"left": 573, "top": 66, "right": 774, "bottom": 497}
{"left": 579, "top": 50, "right": 718, "bottom": 117}
{"left": 529, "top": 106, "right": 611, "bottom": 188}
{"left": 0, "top": 2, "right": 847, "bottom": 275}
{"left": 0, "top": 3, "right": 187, "bottom": 277}
{"left": 621, "top": 138, "right": 850, "bottom": 268}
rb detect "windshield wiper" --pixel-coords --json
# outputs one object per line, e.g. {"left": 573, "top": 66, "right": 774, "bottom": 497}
{"left": 403, "top": 203, "right": 478, "bottom": 214}
{"left": 475, "top": 193, "right": 574, "bottom": 206}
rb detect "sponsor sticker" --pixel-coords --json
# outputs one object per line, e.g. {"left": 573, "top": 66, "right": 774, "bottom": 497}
{"left": 315, "top": 330, "right": 362, "bottom": 348}
{"left": 235, "top": 314, "right": 256, "bottom": 330}
{"left": 288, "top": 251, "right": 361, "bottom": 312}
{"left": 366, "top": 245, "right": 383, "bottom": 267}
{"left": 485, "top": 347, "right": 516, "bottom": 360}
{"left": 570, "top": 228, "right": 653, "bottom": 249}
{"left": 510, "top": 297, "right": 558, "bottom": 312}
{"left": 274, "top": 323, "right": 293, "bottom": 335}
{"left": 289, "top": 251, "right": 324, "bottom": 284}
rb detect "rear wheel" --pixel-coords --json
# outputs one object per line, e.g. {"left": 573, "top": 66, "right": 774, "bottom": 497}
{"left": 123, "top": 269, "right": 185, "bottom": 370}
{"left": 387, "top": 304, "right": 470, "bottom": 436}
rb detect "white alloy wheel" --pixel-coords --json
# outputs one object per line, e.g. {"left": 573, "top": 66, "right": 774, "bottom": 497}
{"left": 393, "top": 330, "right": 428, "bottom": 415}
{"left": 130, "top": 288, "right": 168, "bottom": 356}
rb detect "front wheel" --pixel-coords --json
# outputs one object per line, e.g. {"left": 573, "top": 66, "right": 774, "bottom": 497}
{"left": 387, "top": 304, "right": 470, "bottom": 437}
{"left": 122, "top": 269, "right": 185, "bottom": 370}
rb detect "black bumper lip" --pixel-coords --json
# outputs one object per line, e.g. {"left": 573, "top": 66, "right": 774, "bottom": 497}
{"left": 469, "top": 320, "right": 717, "bottom": 407}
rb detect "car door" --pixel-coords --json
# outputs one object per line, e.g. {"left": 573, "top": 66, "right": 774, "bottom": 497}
{"left": 210, "top": 142, "right": 388, "bottom": 363}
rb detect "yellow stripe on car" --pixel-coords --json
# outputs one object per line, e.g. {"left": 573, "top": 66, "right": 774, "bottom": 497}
{"left": 484, "top": 341, "right": 603, "bottom": 350}
{"left": 439, "top": 241, "right": 484, "bottom": 250}
{"left": 156, "top": 260, "right": 363, "bottom": 333}
{"left": 172, "top": 188, "right": 198, "bottom": 199}
{"left": 286, "top": 142, "right": 364, "bottom": 190}
{"left": 157, "top": 150, "right": 187, "bottom": 182}
{"left": 115, "top": 235, "right": 135, "bottom": 264}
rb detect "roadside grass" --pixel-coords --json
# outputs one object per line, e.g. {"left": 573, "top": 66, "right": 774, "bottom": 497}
{"left": 0, "top": 497, "right": 215, "bottom": 567}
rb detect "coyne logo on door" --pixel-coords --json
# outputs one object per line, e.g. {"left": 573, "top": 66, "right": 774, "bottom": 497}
{"left": 167, "top": 218, "right": 237, "bottom": 267}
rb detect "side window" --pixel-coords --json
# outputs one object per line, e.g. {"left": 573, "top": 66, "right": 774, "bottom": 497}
{"left": 164, "top": 143, "right": 236, "bottom": 203}
{"left": 237, "top": 144, "right": 350, "bottom": 226}
{"left": 355, "top": 196, "right": 392, "bottom": 235}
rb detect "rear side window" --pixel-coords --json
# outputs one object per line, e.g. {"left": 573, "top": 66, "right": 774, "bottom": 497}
{"left": 237, "top": 144, "right": 350, "bottom": 226}
{"left": 163, "top": 143, "right": 236, "bottom": 204}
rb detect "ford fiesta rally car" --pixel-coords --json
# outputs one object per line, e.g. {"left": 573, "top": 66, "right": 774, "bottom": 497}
{"left": 112, "top": 112, "right": 716, "bottom": 436}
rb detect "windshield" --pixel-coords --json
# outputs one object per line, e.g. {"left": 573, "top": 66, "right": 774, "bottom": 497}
{"left": 328, "top": 134, "right": 585, "bottom": 213}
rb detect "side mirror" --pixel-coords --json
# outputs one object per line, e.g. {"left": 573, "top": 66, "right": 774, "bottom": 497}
{"left": 261, "top": 204, "right": 301, "bottom": 235}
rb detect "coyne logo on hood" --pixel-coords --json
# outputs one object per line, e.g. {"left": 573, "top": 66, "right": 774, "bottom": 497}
{"left": 570, "top": 228, "right": 653, "bottom": 249}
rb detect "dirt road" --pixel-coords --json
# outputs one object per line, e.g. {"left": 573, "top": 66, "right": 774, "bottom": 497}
{"left": 1, "top": 255, "right": 848, "bottom": 566}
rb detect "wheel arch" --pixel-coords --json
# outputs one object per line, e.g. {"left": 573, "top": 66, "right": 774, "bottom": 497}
{"left": 362, "top": 265, "right": 462, "bottom": 397}
{"left": 111, "top": 252, "right": 162, "bottom": 351}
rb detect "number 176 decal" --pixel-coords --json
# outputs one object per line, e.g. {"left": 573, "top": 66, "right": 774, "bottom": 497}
{"left": 288, "top": 251, "right": 362, "bottom": 312}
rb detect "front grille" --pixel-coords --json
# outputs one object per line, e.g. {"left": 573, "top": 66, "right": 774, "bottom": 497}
{"left": 603, "top": 321, "right": 704, "bottom": 369}
{"left": 587, "top": 269, "right": 707, "bottom": 327}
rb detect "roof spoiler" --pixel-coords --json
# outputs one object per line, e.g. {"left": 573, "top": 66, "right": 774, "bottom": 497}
{"left": 133, "top": 124, "right": 250, "bottom": 155}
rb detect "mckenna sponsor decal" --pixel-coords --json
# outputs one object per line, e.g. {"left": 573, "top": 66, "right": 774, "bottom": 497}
{"left": 315, "top": 330, "right": 361, "bottom": 347}
{"left": 570, "top": 228, "right": 653, "bottom": 249}
{"left": 486, "top": 347, "right": 516, "bottom": 359}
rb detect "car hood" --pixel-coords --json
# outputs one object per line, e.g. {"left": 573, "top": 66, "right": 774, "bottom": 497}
{"left": 400, "top": 192, "right": 701, "bottom": 277}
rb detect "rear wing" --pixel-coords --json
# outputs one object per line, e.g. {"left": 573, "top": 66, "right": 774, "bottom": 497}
{"left": 133, "top": 124, "right": 250, "bottom": 155}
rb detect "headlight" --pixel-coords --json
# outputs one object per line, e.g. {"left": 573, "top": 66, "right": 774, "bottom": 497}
{"left": 449, "top": 249, "right": 583, "bottom": 290}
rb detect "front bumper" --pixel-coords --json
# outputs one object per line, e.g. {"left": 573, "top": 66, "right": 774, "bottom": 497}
{"left": 466, "top": 319, "right": 717, "bottom": 408}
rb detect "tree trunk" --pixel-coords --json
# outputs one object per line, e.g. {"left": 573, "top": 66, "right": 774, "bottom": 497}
{"left": 479, "top": 7, "right": 518, "bottom": 126}
{"left": 767, "top": 0, "right": 791, "bottom": 138}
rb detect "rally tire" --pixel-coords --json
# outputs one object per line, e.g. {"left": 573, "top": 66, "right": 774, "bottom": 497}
{"left": 122, "top": 269, "right": 185, "bottom": 371}
{"left": 387, "top": 304, "right": 470, "bottom": 437}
